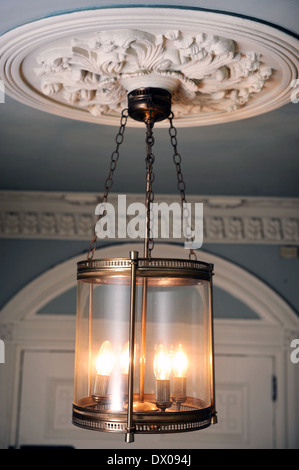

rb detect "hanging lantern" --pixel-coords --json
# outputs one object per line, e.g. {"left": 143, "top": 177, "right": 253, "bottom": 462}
{"left": 73, "top": 88, "right": 217, "bottom": 442}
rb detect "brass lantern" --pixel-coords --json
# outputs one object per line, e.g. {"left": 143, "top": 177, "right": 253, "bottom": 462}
{"left": 73, "top": 88, "right": 217, "bottom": 442}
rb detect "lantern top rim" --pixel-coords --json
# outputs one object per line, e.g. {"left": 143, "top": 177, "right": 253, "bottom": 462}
{"left": 77, "top": 256, "right": 213, "bottom": 282}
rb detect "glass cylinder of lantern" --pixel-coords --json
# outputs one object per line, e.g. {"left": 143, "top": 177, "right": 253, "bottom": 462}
{"left": 73, "top": 252, "right": 216, "bottom": 439}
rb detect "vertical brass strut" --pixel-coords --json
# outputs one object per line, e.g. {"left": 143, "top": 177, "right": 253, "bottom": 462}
{"left": 139, "top": 117, "right": 155, "bottom": 403}
{"left": 128, "top": 88, "right": 171, "bottom": 408}
{"left": 126, "top": 251, "right": 138, "bottom": 443}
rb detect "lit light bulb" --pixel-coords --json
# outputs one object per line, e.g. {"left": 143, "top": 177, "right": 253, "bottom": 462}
{"left": 153, "top": 343, "right": 172, "bottom": 411}
{"left": 153, "top": 343, "right": 172, "bottom": 380}
{"left": 172, "top": 344, "right": 188, "bottom": 406}
{"left": 93, "top": 340, "right": 114, "bottom": 402}
{"left": 172, "top": 344, "right": 188, "bottom": 378}
{"left": 96, "top": 340, "right": 114, "bottom": 376}
{"left": 120, "top": 341, "right": 130, "bottom": 375}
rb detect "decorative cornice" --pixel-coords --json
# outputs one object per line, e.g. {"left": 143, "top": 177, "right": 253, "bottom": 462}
{"left": 0, "top": 191, "right": 298, "bottom": 245}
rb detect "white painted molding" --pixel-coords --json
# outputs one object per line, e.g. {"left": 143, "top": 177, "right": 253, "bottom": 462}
{"left": 0, "top": 7, "right": 298, "bottom": 127}
{"left": 0, "top": 191, "right": 298, "bottom": 245}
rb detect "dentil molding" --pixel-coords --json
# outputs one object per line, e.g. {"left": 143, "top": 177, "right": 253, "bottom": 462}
{"left": 0, "top": 8, "right": 298, "bottom": 127}
{"left": 0, "top": 191, "right": 298, "bottom": 245}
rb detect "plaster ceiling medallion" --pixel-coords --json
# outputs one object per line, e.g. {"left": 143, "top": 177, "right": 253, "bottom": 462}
{"left": 0, "top": 8, "right": 298, "bottom": 127}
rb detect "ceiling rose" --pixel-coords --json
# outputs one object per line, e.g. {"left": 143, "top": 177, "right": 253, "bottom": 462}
{"left": 0, "top": 7, "right": 298, "bottom": 127}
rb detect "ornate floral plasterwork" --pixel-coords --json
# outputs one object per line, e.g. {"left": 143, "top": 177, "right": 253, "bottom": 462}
{"left": 34, "top": 29, "right": 272, "bottom": 119}
{"left": 1, "top": 8, "right": 297, "bottom": 126}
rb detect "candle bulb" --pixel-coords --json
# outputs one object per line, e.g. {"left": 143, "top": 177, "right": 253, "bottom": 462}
{"left": 172, "top": 344, "right": 188, "bottom": 406}
{"left": 153, "top": 344, "right": 172, "bottom": 411}
{"left": 93, "top": 340, "right": 114, "bottom": 403}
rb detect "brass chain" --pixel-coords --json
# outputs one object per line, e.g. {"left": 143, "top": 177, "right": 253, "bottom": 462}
{"left": 87, "top": 108, "right": 129, "bottom": 260}
{"left": 168, "top": 112, "right": 197, "bottom": 260}
{"left": 145, "top": 118, "right": 155, "bottom": 260}
{"left": 86, "top": 108, "right": 193, "bottom": 261}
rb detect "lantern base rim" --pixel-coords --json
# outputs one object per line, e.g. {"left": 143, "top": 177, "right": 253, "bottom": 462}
{"left": 72, "top": 400, "right": 213, "bottom": 434}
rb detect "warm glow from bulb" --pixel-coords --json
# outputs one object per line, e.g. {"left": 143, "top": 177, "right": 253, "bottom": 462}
{"left": 120, "top": 341, "right": 130, "bottom": 375}
{"left": 172, "top": 344, "right": 188, "bottom": 378}
{"left": 96, "top": 340, "right": 114, "bottom": 376}
{"left": 153, "top": 344, "right": 172, "bottom": 380}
